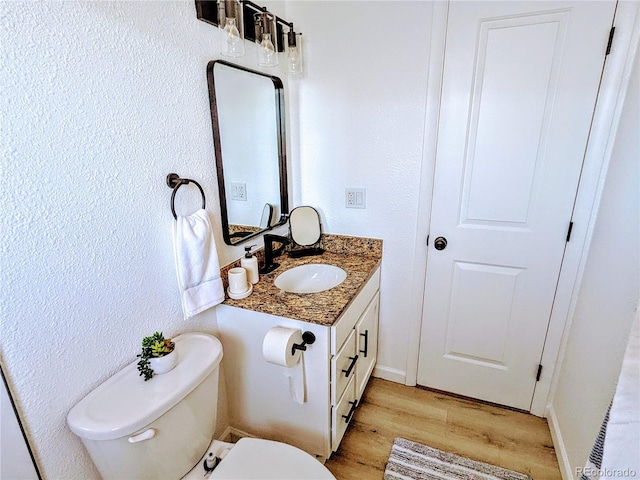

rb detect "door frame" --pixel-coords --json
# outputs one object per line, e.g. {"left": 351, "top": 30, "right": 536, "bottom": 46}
{"left": 405, "top": 0, "right": 640, "bottom": 417}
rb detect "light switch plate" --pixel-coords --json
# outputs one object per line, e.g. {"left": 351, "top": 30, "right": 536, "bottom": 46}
{"left": 345, "top": 188, "right": 366, "bottom": 209}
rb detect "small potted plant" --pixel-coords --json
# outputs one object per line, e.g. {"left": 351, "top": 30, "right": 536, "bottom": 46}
{"left": 137, "top": 332, "right": 176, "bottom": 381}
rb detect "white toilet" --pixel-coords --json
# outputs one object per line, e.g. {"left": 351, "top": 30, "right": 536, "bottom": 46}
{"left": 67, "top": 332, "right": 335, "bottom": 480}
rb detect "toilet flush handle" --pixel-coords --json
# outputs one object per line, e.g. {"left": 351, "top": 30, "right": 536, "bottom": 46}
{"left": 128, "top": 428, "right": 156, "bottom": 443}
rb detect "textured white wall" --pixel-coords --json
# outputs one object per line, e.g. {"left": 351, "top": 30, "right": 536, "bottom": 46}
{"left": 550, "top": 46, "right": 640, "bottom": 473}
{"left": 285, "top": 1, "right": 432, "bottom": 379}
{"left": 0, "top": 1, "right": 271, "bottom": 477}
{"left": 1, "top": 1, "right": 436, "bottom": 477}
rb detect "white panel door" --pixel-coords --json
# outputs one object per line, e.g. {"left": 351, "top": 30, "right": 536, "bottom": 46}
{"left": 417, "top": 1, "right": 616, "bottom": 410}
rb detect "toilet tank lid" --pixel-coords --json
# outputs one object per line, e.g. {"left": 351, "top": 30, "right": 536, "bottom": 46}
{"left": 67, "top": 332, "right": 223, "bottom": 441}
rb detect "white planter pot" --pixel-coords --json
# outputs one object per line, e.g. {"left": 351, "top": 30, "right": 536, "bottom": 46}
{"left": 149, "top": 350, "right": 177, "bottom": 375}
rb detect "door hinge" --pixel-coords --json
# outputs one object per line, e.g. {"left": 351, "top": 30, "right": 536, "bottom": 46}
{"left": 566, "top": 221, "right": 574, "bottom": 242}
{"left": 426, "top": 235, "right": 429, "bottom": 246}
{"left": 606, "top": 27, "right": 615, "bottom": 56}
{"left": 536, "top": 364, "right": 543, "bottom": 382}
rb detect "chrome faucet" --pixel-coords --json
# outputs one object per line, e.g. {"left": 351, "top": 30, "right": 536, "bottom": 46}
{"left": 259, "top": 234, "right": 290, "bottom": 274}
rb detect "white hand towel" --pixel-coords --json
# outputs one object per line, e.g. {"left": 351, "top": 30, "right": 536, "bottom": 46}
{"left": 172, "top": 209, "right": 225, "bottom": 319}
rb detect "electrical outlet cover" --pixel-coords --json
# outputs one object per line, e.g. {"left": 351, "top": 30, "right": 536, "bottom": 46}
{"left": 230, "top": 182, "right": 247, "bottom": 201}
{"left": 345, "top": 188, "right": 366, "bottom": 209}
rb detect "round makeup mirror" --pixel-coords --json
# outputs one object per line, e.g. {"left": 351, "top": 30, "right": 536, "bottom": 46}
{"left": 288, "top": 206, "right": 324, "bottom": 258}
{"left": 289, "top": 206, "right": 321, "bottom": 246}
{"left": 260, "top": 203, "right": 275, "bottom": 228}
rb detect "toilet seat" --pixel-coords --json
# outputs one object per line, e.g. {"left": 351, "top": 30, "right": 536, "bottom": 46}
{"left": 208, "top": 438, "right": 336, "bottom": 479}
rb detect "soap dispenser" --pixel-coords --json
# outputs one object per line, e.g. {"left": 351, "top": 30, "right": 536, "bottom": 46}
{"left": 241, "top": 245, "right": 259, "bottom": 284}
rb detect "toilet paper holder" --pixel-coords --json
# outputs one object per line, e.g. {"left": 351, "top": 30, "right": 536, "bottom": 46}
{"left": 291, "top": 331, "right": 316, "bottom": 355}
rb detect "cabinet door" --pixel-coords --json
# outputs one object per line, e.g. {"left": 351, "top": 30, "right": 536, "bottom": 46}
{"left": 356, "top": 292, "right": 379, "bottom": 399}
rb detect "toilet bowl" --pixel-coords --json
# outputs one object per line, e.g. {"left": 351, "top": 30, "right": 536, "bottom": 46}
{"left": 67, "top": 332, "right": 335, "bottom": 480}
{"left": 184, "top": 437, "right": 335, "bottom": 480}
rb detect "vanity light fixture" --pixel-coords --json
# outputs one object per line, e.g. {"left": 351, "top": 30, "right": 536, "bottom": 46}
{"left": 195, "top": 0, "right": 303, "bottom": 71}
{"left": 221, "top": 0, "right": 244, "bottom": 57}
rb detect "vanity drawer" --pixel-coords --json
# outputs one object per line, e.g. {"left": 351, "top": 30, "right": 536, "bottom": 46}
{"left": 331, "top": 375, "right": 357, "bottom": 451}
{"left": 331, "top": 329, "right": 357, "bottom": 405}
{"left": 331, "top": 267, "right": 380, "bottom": 355}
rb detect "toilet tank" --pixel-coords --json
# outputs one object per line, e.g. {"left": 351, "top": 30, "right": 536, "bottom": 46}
{"left": 67, "top": 333, "right": 223, "bottom": 480}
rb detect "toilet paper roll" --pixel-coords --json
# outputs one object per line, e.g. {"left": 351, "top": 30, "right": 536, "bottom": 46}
{"left": 263, "top": 327, "right": 307, "bottom": 404}
{"left": 262, "top": 327, "right": 303, "bottom": 367}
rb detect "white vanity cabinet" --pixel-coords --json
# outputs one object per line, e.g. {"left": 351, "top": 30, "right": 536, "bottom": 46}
{"left": 328, "top": 269, "right": 380, "bottom": 450}
{"left": 216, "top": 266, "right": 380, "bottom": 460}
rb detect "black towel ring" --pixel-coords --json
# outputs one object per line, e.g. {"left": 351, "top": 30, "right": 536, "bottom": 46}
{"left": 166, "top": 173, "right": 206, "bottom": 220}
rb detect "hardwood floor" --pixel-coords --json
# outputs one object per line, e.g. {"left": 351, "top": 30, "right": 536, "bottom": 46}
{"left": 325, "top": 378, "right": 562, "bottom": 480}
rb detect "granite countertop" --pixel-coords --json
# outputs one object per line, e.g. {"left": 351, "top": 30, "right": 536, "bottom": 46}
{"left": 222, "top": 234, "right": 382, "bottom": 326}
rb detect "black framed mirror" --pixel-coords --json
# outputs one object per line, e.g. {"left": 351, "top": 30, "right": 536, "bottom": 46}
{"left": 207, "top": 60, "right": 289, "bottom": 245}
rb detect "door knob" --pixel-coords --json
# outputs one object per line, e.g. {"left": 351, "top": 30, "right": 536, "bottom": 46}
{"left": 434, "top": 236, "right": 448, "bottom": 250}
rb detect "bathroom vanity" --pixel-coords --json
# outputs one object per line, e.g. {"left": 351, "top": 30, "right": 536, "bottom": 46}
{"left": 216, "top": 235, "right": 382, "bottom": 460}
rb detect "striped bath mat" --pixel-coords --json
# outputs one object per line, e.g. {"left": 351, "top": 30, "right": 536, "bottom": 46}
{"left": 384, "top": 438, "right": 532, "bottom": 480}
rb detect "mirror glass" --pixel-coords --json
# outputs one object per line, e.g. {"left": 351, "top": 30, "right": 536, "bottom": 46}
{"left": 207, "top": 60, "right": 288, "bottom": 245}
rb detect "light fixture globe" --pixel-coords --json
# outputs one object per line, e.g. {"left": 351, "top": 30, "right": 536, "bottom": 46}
{"left": 255, "top": 11, "right": 279, "bottom": 67}
{"left": 220, "top": 0, "right": 244, "bottom": 57}
{"left": 287, "top": 29, "right": 302, "bottom": 75}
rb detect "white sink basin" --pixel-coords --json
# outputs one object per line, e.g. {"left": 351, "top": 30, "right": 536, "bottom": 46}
{"left": 274, "top": 264, "right": 347, "bottom": 294}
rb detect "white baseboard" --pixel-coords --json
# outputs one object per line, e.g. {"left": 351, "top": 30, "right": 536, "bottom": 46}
{"left": 372, "top": 365, "right": 406, "bottom": 384}
{"left": 546, "top": 404, "right": 574, "bottom": 480}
